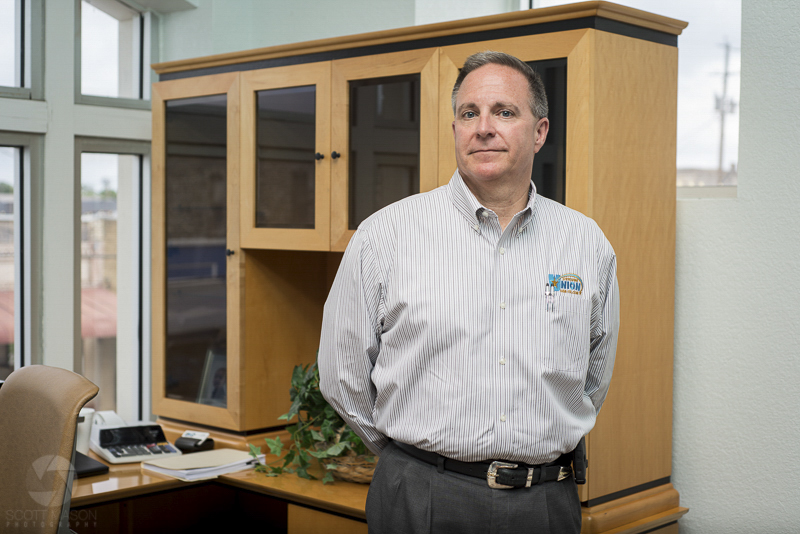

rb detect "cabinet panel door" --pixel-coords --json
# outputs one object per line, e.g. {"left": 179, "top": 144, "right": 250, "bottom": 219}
{"left": 152, "top": 72, "right": 241, "bottom": 429}
{"left": 240, "top": 63, "right": 332, "bottom": 251}
{"left": 330, "top": 49, "right": 439, "bottom": 252}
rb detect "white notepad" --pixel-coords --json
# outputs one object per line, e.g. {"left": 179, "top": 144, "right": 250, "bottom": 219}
{"left": 141, "top": 448, "right": 264, "bottom": 482}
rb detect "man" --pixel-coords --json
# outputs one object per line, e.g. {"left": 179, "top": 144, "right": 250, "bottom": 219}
{"left": 319, "top": 51, "right": 619, "bottom": 533}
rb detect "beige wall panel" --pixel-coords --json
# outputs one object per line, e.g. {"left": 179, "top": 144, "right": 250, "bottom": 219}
{"left": 584, "top": 32, "right": 678, "bottom": 500}
{"left": 243, "top": 250, "right": 329, "bottom": 428}
{"left": 437, "top": 52, "right": 459, "bottom": 185}
{"left": 564, "top": 31, "right": 595, "bottom": 218}
{"left": 288, "top": 504, "right": 368, "bottom": 534}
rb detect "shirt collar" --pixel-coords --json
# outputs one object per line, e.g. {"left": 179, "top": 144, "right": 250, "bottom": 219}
{"left": 448, "top": 169, "right": 537, "bottom": 228}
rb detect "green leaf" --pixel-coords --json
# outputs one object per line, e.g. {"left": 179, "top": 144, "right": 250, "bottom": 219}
{"left": 325, "top": 442, "right": 347, "bottom": 457}
{"left": 320, "top": 419, "right": 336, "bottom": 439}
{"left": 296, "top": 465, "right": 316, "bottom": 480}
{"left": 324, "top": 462, "right": 338, "bottom": 470}
{"left": 310, "top": 429, "right": 325, "bottom": 442}
{"left": 264, "top": 436, "right": 284, "bottom": 456}
{"left": 248, "top": 443, "right": 262, "bottom": 458}
{"left": 321, "top": 471, "right": 335, "bottom": 484}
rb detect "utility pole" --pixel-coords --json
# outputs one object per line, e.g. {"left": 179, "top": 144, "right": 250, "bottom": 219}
{"left": 716, "top": 41, "right": 737, "bottom": 184}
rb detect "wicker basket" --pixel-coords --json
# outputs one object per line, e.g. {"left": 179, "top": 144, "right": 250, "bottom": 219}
{"left": 323, "top": 453, "right": 377, "bottom": 484}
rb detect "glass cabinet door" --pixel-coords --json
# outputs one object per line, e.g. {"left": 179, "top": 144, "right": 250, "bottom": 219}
{"left": 240, "top": 63, "right": 332, "bottom": 250}
{"left": 152, "top": 72, "right": 240, "bottom": 430}
{"left": 330, "top": 49, "right": 439, "bottom": 251}
{"left": 164, "top": 94, "right": 228, "bottom": 408}
{"left": 347, "top": 74, "right": 421, "bottom": 229}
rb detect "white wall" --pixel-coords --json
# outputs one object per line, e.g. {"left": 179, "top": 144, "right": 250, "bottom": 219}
{"left": 157, "top": 0, "right": 416, "bottom": 62}
{"left": 157, "top": 0, "right": 517, "bottom": 63}
{"left": 672, "top": 0, "right": 800, "bottom": 531}
{"left": 155, "top": 0, "right": 800, "bottom": 531}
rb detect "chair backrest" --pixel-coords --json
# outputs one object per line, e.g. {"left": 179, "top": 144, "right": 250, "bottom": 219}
{"left": 0, "top": 365, "right": 98, "bottom": 534}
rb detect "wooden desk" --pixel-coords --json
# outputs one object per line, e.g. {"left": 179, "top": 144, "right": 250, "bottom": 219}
{"left": 71, "top": 454, "right": 683, "bottom": 533}
{"left": 70, "top": 455, "right": 368, "bottom": 534}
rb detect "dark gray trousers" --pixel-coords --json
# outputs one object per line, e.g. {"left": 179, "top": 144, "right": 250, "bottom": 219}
{"left": 366, "top": 441, "right": 581, "bottom": 534}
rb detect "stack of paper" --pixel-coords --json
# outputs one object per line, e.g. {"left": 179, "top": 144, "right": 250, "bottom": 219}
{"left": 141, "top": 448, "right": 264, "bottom": 482}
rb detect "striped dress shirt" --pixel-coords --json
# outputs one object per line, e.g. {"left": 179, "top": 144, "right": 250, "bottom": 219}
{"left": 319, "top": 170, "right": 619, "bottom": 465}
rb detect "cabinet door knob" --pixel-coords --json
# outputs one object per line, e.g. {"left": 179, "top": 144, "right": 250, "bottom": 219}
{"left": 331, "top": 151, "right": 341, "bottom": 159}
{"left": 226, "top": 249, "right": 235, "bottom": 256}
{"left": 315, "top": 152, "right": 325, "bottom": 160}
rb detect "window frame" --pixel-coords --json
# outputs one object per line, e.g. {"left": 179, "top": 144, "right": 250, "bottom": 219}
{"left": 74, "top": 0, "right": 155, "bottom": 109}
{"left": 75, "top": 136, "right": 151, "bottom": 422}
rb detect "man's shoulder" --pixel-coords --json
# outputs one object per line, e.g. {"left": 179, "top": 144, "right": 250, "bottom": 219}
{"left": 358, "top": 185, "right": 450, "bottom": 232}
{"left": 534, "top": 195, "right": 612, "bottom": 245}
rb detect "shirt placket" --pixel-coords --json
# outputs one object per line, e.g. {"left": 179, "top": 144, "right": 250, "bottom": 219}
{"left": 496, "top": 216, "right": 523, "bottom": 450}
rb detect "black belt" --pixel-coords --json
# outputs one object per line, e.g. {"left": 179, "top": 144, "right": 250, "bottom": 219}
{"left": 394, "top": 442, "right": 573, "bottom": 489}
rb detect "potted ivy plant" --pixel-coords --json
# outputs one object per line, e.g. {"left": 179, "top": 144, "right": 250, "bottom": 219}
{"left": 249, "top": 361, "right": 375, "bottom": 484}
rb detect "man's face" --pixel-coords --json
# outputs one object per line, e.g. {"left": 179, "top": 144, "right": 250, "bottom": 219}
{"left": 452, "top": 63, "right": 548, "bottom": 189}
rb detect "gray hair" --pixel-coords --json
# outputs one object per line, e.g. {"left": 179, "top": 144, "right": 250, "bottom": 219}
{"left": 451, "top": 51, "right": 548, "bottom": 120}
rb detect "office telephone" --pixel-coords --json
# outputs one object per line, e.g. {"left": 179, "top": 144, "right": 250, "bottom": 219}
{"left": 89, "top": 411, "right": 182, "bottom": 464}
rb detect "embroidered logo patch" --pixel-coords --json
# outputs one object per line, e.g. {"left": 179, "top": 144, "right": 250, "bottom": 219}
{"left": 548, "top": 273, "right": 584, "bottom": 295}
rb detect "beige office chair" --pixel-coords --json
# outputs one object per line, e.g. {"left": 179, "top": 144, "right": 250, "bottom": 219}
{"left": 0, "top": 365, "right": 99, "bottom": 534}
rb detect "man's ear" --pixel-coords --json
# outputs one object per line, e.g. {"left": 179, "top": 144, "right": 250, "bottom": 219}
{"left": 533, "top": 117, "right": 550, "bottom": 154}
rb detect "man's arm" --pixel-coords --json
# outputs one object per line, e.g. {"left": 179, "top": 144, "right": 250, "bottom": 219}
{"left": 318, "top": 228, "right": 389, "bottom": 455}
{"left": 585, "top": 244, "right": 620, "bottom": 413}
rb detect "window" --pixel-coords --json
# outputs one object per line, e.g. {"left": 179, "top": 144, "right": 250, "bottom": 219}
{"left": 1, "top": 0, "right": 43, "bottom": 98}
{"left": 0, "top": 132, "right": 36, "bottom": 381}
{"left": 534, "top": 0, "right": 741, "bottom": 189}
{"left": 78, "top": 141, "right": 149, "bottom": 416}
{"left": 0, "top": 146, "right": 19, "bottom": 380}
{"left": 0, "top": 0, "right": 22, "bottom": 88}
{"left": 79, "top": 0, "right": 150, "bottom": 105}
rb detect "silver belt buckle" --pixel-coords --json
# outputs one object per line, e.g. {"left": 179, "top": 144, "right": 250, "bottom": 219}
{"left": 557, "top": 466, "right": 571, "bottom": 482}
{"left": 486, "top": 461, "right": 518, "bottom": 489}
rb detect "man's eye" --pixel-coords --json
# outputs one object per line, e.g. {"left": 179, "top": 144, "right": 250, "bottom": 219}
{"left": 463, "top": 111, "right": 476, "bottom": 119}
{"left": 500, "top": 110, "right": 513, "bottom": 118}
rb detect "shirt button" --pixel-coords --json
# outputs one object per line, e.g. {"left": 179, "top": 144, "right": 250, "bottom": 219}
{"left": 500, "top": 414, "right": 507, "bottom": 422}
{"left": 499, "top": 247, "right": 506, "bottom": 255}
{"left": 481, "top": 210, "right": 490, "bottom": 218}
{"left": 500, "top": 301, "right": 506, "bottom": 309}
{"left": 499, "top": 358, "right": 506, "bottom": 365}
{"left": 473, "top": 224, "right": 480, "bottom": 231}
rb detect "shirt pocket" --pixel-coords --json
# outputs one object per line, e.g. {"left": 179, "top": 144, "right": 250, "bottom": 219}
{"left": 536, "top": 294, "right": 591, "bottom": 373}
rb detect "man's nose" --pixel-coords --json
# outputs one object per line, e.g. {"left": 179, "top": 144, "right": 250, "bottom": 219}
{"left": 476, "top": 114, "right": 496, "bottom": 137}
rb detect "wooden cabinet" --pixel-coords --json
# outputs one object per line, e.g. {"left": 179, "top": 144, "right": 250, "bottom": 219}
{"left": 152, "top": 3, "right": 688, "bottom": 532}
{"left": 239, "top": 49, "right": 439, "bottom": 252}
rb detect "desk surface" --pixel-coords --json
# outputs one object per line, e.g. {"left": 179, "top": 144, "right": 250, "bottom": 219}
{"left": 222, "top": 470, "right": 368, "bottom": 520}
{"left": 71, "top": 453, "right": 369, "bottom": 520}
{"left": 71, "top": 459, "right": 198, "bottom": 507}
